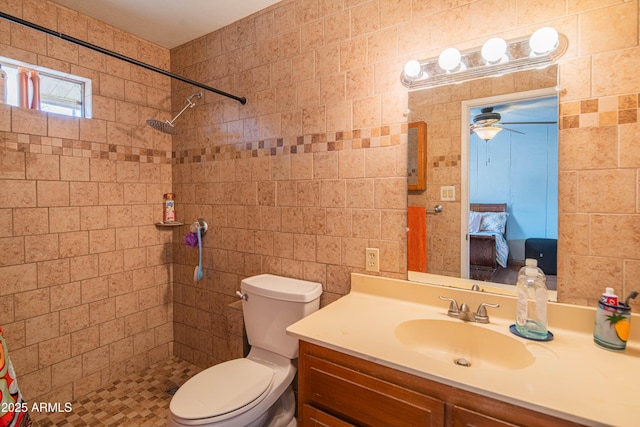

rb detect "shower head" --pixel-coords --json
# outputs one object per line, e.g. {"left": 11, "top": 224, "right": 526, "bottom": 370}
{"left": 147, "top": 92, "right": 202, "bottom": 134}
{"left": 146, "top": 118, "right": 176, "bottom": 134}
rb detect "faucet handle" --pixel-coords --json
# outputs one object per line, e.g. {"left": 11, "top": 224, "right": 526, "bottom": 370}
{"left": 439, "top": 296, "right": 460, "bottom": 318}
{"left": 474, "top": 302, "right": 500, "bottom": 323}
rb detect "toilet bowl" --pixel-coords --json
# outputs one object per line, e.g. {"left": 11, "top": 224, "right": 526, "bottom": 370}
{"left": 168, "top": 274, "right": 322, "bottom": 427}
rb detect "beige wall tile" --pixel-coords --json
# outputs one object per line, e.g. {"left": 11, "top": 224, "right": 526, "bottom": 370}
{"left": 579, "top": 2, "right": 637, "bottom": 56}
{"left": 37, "top": 259, "right": 71, "bottom": 287}
{"left": 352, "top": 209, "right": 381, "bottom": 239}
{"left": 27, "top": 153, "right": 59, "bottom": 180}
{"left": 0, "top": 104, "right": 10, "bottom": 132}
{"left": 0, "top": 151, "right": 25, "bottom": 180}
{"left": 577, "top": 169, "right": 636, "bottom": 213}
{"left": 25, "top": 312, "right": 59, "bottom": 345}
{"left": 14, "top": 207, "right": 49, "bottom": 235}
{"left": 0, "top": 181, "right": 35, "bottom": 208}
{"left": 15, "top": 288, "right": 50, "bottom": 321}
{"left": 37, "top": 181, "right": 70, "bottom": 207}
{"left": 593, "top": 47, "right": 640, "bottom": 97}
{"left": 49, "top": 207, "right": 81, "bottom": 233}
{"left": 49, "top": 115, "right": 80, "bottom": 140}
{"left": 320, "top": 180, "right": 346, "bottom": 207}
{"left": 590, "top": 214, "right": 640, "bottom": 258}
{"left": 12, "top": 108, "right": 47, "bottom": 136}
{"left": 69, "top": 254, "right": 98, "bottom": 282}
{"left": 353, "top": 96, "right": 381, "bottom": 128}
{"left": 51, "top": 356, "right": 83, "bottom": 388}
{"left": 39, "top": 334, "right": 72, "bottom": 368}
{"left": 24, "top": 233, "right": 59, "bottom": 262}
{"left": 59, "top": 231, "right": 89, "bottom": 259}
{"left": 346, "top": 179, "right": 375, "bottom": 208}
{"left": 351, "top": 1, "right": 379, "bottom": 37}
{"left": 559, "top": 127, "right": 617, "bottom": 170}
{"left": 313, "top": 151, "right": 339, "bottom": 179}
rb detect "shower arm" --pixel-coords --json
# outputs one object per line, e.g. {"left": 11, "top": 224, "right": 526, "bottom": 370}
{"left": 165, "top": 93, "right": 201, "bottom": 127}
{"left": 0, "top": 11, "right": 247, "bottom": 105}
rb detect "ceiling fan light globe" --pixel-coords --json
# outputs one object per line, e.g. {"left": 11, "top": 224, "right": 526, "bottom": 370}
{"left": 481, "top": 37, "right": 507, "bottom": 63}
{"left": 474, "top": 126, "right": 502, "bottom": 141}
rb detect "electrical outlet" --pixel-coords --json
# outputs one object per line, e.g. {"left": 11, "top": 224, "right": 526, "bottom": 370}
{"left": 366, "top": 248, "right": 380, "bottom": 272}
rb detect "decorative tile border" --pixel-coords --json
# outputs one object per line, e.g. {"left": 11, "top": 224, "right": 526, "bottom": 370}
{"left": 173, "top": 124, "right": 408, "bottom": 164}
{"left": 0, "top": 123, "right": 408, "bottom": 165}
{"left": 0, "top": 132, "right": 172, "bottom": 163}
{"left": 560, "top": 93, "right": 640, "bottom": 129}
{"left": 432, "top": 155, "right": 461, "bottom": 168}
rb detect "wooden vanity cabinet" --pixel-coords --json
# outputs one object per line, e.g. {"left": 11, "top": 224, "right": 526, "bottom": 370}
{"left": 298, "top": 341, "right": 585, "bottom": 427}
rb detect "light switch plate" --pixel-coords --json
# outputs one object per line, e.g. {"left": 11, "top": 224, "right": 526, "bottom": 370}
{"left": 440, "top": 186, "right": 456, "bottom": 201}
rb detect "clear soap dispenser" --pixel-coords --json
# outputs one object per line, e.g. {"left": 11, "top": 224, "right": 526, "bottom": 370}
{"left": 515, "top": 258, "right": 548, "bottom": 339}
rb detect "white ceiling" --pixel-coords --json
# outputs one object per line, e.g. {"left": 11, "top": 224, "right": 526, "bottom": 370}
{"left": 49, "top": 0, "right": 281, "bottom": 49}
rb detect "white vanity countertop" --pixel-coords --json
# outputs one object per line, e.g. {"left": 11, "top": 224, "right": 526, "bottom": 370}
{"left": 286, "top": 273, "right": 640, "bottom": 427}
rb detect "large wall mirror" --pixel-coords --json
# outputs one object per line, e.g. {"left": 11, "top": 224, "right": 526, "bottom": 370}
{"left": 406, "top": 66, "right": 559, "bottom": 298}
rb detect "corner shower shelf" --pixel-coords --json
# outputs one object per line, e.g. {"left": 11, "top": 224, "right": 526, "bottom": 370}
{"left": 155, "top": 221, "right": 184, "bottom": 227}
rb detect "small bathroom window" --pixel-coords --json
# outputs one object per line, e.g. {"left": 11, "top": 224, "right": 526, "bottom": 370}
{"left": 1, "top": 57, "right": 92, "bottom": 118}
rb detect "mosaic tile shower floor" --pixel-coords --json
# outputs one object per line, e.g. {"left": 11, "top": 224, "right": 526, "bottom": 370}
{"left": 31, "top": 358, "right": 202, "bottom": 426}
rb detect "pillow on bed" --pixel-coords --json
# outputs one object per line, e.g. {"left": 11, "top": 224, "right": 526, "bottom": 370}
{"left": 480, "top": 212, "right": 508, "bottom": 234}
{"left": 469, "top": 211, "right": 482, "bottom": 233}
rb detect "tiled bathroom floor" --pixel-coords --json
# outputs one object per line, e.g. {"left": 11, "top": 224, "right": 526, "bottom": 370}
{"left": 31, "top": 357, "right": 202, "bottom": 426}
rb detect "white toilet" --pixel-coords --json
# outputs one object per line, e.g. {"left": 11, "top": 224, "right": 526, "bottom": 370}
{"left": 168, "top": 274, "right": 323, "bottom": 427}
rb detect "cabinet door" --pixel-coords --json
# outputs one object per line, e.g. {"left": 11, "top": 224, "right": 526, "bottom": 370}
{"left": 453, "top": 406, "right": 520, "bottom": 427}
{"left": 302, "top": 354, "right": 445, "bottom": 426}
{"left": 301, "top": 404, "right": 356, "bottom": 427}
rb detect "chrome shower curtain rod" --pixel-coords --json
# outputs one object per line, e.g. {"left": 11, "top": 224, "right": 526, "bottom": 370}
{"left": 0, "top": 11, "right": 247, "bottom": 105}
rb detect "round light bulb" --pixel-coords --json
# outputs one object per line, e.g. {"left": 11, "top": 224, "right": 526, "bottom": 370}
{"left": 481, "top": 37, "right": 507, "bottom": 63}
{"left": 529, "top": 27, "right": 559, "bottom": 54}
{"left": 438, "top": 48, "right": 461, "bottom": 71}
{"left": 403, "top": 60, "right": 422, "bottom": 78}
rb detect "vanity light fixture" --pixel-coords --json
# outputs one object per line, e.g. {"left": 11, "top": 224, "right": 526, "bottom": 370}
{"left": 401, "top": 27, "right": 567, "bottom": 90}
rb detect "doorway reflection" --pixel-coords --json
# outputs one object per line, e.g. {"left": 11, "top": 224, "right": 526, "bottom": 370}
{"left": 468, "top": 96, "right": 558, "bottom": 289}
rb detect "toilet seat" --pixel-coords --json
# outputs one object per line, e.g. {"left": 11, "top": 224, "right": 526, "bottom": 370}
{"left": 170, "top": 358, "right": 274, "bottom": 422}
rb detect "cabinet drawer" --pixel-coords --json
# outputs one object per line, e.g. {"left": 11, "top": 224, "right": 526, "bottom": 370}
{"left": 302, "top": 354, "right": 444, "bottom": 426}
{"left": 453, "top": 405, "right": 519, "bottom": 427}
{"left": 302, "top": 404, "right": 356, "bottom": 427}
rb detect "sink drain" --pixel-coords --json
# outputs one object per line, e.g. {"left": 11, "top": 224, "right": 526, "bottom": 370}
{"left": 454, "top": 358, "right": 471, "bottom": 367}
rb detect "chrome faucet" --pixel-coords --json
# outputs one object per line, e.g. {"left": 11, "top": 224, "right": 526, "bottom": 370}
{"left": 439, "top": 296, "right": 499, "bottom": 324}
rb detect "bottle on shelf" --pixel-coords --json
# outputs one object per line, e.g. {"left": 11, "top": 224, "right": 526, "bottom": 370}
{"left": 29, "top": 70, "right": 40, "bottom": 110}
{"left": 515, "top": 258, "right": 548, "bottom": 339}
{"left": 17, "top": 67, "right": 29, "bottom": 108}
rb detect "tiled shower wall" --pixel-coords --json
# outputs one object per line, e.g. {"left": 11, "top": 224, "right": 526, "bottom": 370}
{"left": 0, "top": 0, "right": 174, "bottom": 404}
{"left": 169, "top": 0, "right": 410, "bottom": 366}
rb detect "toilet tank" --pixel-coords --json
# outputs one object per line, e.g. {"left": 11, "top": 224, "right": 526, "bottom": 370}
{"left": 241, "top": 274, "right": 322, "bottom": 359}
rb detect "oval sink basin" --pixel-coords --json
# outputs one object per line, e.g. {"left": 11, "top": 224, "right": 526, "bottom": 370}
{"left": 395, "top": 319, "right": 535, "bottom": 370}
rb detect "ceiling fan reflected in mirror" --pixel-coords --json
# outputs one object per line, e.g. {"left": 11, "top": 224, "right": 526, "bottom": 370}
{"left": 470, "top": 101, "right": 558, "bottom": 142}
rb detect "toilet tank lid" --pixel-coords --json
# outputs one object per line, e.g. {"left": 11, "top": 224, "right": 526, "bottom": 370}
{"left": 241, "top": 274, "right": 322, "bottom": 302}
